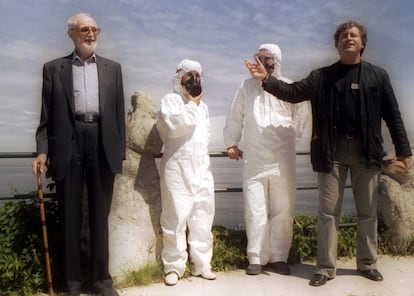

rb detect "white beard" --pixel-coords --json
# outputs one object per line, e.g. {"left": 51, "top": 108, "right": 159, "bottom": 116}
{"left": 74, "top": 35, "right": 97, "bottom": 58}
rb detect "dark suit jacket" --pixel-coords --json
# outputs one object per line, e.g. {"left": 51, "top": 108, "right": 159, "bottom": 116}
{"left": 35, "top": 53, "right": 126, "bottom": 180}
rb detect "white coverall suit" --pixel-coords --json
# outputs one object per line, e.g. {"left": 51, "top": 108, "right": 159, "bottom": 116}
{"left": 157, "top": 59, "right": 215, "bottom": 277}
{"left": 223, "top": 44, "right": 309, "bottom": 265}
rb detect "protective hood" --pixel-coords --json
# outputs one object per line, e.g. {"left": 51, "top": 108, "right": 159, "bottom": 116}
{"left": 172, "top": 59, "right": 203, "bottom": 96}
{"left": 259, "top": 43, "right": 282, "bottom": 78}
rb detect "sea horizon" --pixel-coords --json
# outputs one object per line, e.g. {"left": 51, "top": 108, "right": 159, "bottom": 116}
{"left": 0, "top": 154, "right": 356, "bottom": 229}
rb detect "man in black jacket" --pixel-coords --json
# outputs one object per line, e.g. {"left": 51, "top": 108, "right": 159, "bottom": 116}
{"left": 32, "top": 13, "right": 125, "bottom": 296}
{"left": 246, "top": 20, "right": 412, "bottom": 287}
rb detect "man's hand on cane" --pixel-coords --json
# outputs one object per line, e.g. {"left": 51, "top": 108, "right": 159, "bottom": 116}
{"left": 32, "top": 153, "right": 47, "bottom": 177}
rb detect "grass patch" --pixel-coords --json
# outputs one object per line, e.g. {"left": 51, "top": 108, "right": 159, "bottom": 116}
{"left": 211, "top": 226, "right": 248, "bottom": 271}
{"left": 117, "top": 262, "right": 164, "bottom": 288}
{"left": 378, "top": 220, "right": 414, "bottom": 255}
{"left": 0, "top": 198, "right": 60, "bottom": 296}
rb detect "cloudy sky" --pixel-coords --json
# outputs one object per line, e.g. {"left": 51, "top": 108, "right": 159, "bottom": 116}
{"left": 1, "top": 0, "right": 413, "bottom": 152}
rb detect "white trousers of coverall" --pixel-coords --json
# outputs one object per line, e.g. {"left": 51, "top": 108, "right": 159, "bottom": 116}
{"left": 243, "top": 153, "right": 296, "bottom": 265}
{"left": 160, "top": 160, "right": 215, "bottom": 277}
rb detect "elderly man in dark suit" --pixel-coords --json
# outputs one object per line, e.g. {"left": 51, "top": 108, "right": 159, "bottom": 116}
{"left": 32, "top": 12, "right": 125, "bottom": 296}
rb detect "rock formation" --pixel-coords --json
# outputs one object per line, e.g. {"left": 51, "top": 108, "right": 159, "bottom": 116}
{"left": 108, "top": 91, "right": 163, "bottom": 280}
{"left": 378, "top": 146, "right": 414, "bottom": 249}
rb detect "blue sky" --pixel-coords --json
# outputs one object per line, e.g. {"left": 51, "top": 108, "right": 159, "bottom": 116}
{"left": 1, "top": 0, "right": 413, "bottom": 152}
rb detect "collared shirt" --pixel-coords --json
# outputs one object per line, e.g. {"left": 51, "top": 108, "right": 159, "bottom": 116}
{"left": 72, "top": 52, "right": 100, "bottom": 114}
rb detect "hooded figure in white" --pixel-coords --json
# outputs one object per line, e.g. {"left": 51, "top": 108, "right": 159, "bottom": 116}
{"left": 223, "top": 44, "right": 309, "bottom": 274}
{"left": 157, "top": 59, "right": 216, "bottom": 285}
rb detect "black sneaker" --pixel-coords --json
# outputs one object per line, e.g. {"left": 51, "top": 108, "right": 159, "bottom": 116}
{"left": 246, "top": 264, "right": 262, "bottom": 275}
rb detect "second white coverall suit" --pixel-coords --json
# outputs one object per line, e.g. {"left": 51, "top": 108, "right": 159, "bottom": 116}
{"left": 157, "top": 59, "right": 215, "bottom": 277}
{"left": 223, "top": 44, "right": 309, "bottom": 265}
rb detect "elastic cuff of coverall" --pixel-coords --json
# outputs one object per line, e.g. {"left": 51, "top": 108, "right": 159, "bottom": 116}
{"left": 164, "top": 268, "right": 183, "bottom": 278}
{"left": 269, "top": 257, "right": 288, "bottom": 264}
{"left": 192, "top": 265, "right": 212, "bottom": 276}
{"left": 248, "top": 256, "right": 261, "bottom": 265}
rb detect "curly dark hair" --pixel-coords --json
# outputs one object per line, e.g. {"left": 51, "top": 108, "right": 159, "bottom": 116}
{"left": 334, "top": 20, "right": 367, "bottom": 55}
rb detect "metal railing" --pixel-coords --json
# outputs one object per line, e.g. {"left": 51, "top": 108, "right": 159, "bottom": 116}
{"left": 0, "top": 151, "right": 348, "bottom": 198}
{"left": 0, "top": 152, "right": 37, "bottom": 159}
{"left": 0, "top": 151, "right": 356, "bottom": 228}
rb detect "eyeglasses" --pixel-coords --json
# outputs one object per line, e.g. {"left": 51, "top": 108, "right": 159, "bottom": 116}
{"left": 78, "top": 26, "right": 101, "bottom": 34}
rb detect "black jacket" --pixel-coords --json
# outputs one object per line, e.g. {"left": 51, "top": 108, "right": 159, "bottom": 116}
{"left": 264, "top": 60, "right": 412, "bottom": 172}
{"left": 35, "top": 53, "right": 126, "bottom": 180}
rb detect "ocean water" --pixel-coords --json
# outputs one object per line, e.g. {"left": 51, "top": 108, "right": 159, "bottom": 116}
{"left": 0, "top": 158, "right": 42, "bottom": 197}
{"left": 210, "top": 155, "right": 355, "bottom": 228}
{"left": 0, "top": 155, "right": 355, "bottom": 229}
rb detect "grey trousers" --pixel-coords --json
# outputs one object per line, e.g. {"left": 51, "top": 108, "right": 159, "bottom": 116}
{"left": 315, "top": 135, "right": 381, "bottom": 278}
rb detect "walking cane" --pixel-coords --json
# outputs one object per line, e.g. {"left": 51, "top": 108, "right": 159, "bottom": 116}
{"left": 37, "top": 164, "right": 54, "bottom": 296}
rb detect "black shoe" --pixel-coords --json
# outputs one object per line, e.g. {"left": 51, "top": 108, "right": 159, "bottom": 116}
{"left": 246, "top": 264, "right": 262, "bottom": 275}
{"left": 309, "top": 273, "right": 329, "bottom": 286}
{"left": 94, "top": 287, "right": 120, "bottom": 296}
{"left": 66, "top": 281, "right": 82, "bottom": 296}
{"left": 268, "top": 261, "right": 291, "bottom": 275}
{"left": 357, "top": 269, "right": 383, "bottom": 281}
{"left": 66, "top": 290, "right": 81, "bottom": 296}
{"left": 92, "top": 287, "right": 119, "bottom": 296}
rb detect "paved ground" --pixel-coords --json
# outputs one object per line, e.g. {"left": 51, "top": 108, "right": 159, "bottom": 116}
{"left": 42, "top": 255, "right": 413, "bottom": 296}
{"left": 115, "top": 255, "right": 414, "bottom": 296}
